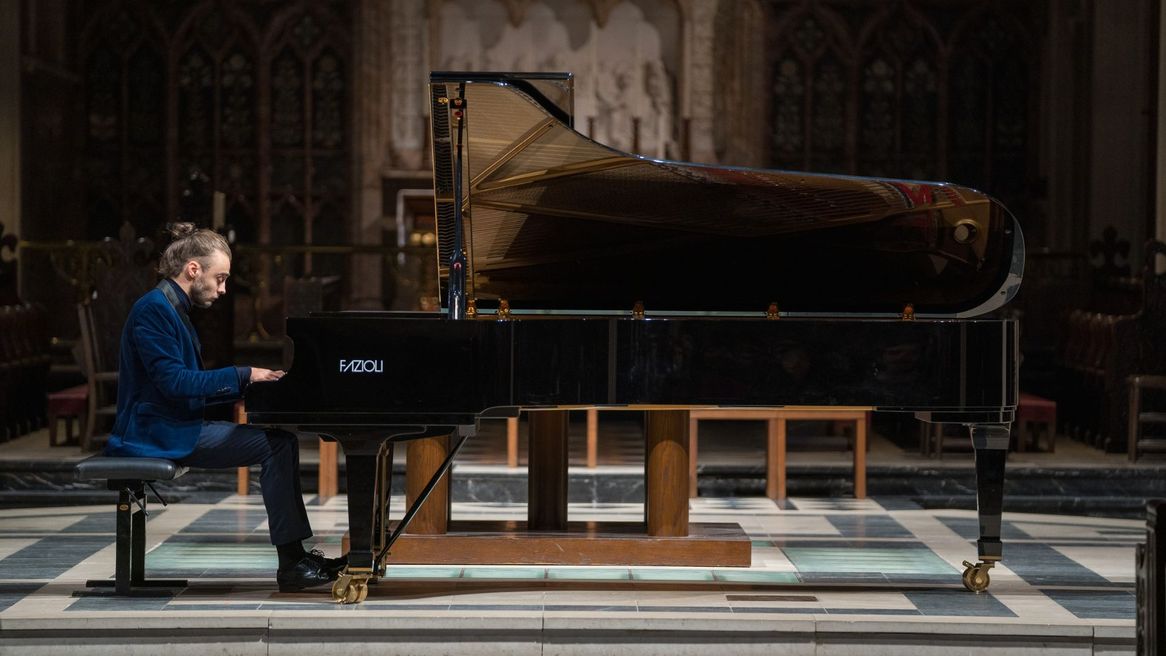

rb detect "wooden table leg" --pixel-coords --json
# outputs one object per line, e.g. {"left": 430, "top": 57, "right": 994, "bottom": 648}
{"left": 645, "top": 410, "right": 689, "bottom": 537}
{"left": 236, "top": 467, "right": 249, "bottom": 496}
{"left": 405, "top": 433, "right": 450, "bottom": 534}
{"left": 767, "top": 417, "right": 787, "bottom": 501}
{"left": 769, "top": 419, "right": 788, "bottom": 501}
{"left": 688, "top": 414, "right": 699, "bottom": 498}
{"left": 528, "top": 410, "right": 569, "bottom": 531}
{"left": 234, "top": 401, "right": 249, "bottom": 495}
{"left": 586, "top": 408, "right": 598, "bottom": 468}
{"left": 507, "top": 416, "right": 519, "bottom": 468}
{"left": 318, "top": 438, "right": 338, "bottom": 499}
{"left": 854, "top": 415, "right": 867, "bottom": 499}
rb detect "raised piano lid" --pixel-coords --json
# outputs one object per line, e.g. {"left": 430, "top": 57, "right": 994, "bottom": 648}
{"left": 429, "top": 71, "right": 1024, "bottom": 319}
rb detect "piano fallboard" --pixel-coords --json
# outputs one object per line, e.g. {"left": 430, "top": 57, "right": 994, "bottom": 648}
{"left": 246, "top": 313, "right": 1018, "bottom": 426}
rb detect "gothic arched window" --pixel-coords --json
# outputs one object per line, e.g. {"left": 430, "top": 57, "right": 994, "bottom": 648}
{"left": 766, "top": 8, "right": 854, "bottom": 174}
{"left": 78, "top": 0, "right": 352, "bottom": 275}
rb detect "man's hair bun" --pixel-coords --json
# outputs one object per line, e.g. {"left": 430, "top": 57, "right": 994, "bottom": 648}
{"left": 167, "top": 222, "right": 197, "bottom": 240}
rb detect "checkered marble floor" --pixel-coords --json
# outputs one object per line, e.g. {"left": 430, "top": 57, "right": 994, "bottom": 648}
{"left": 0, "top": 493, "right": 1140, "bottom": 655}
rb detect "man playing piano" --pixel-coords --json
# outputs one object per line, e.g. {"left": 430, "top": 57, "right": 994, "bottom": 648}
{"left": 103, "top": 222, "right": 346, "bottom": 592}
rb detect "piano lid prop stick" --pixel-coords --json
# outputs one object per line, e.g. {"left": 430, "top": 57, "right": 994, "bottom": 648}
{"left": 448, "top": 83, "right": 469, "bottom": 320}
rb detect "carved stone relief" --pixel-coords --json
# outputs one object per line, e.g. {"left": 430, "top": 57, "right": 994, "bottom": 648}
{"left": 433, "top": 0, "right": 682, "bottom": 159}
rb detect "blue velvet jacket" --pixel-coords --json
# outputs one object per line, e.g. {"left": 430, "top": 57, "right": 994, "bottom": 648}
{"left": 104, "top": 281, "right": 243, "bottom": 459}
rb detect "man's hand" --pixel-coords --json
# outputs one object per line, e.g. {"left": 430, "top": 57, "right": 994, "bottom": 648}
{"left": 251, "top": 367, "right": 286, "bottom": 383}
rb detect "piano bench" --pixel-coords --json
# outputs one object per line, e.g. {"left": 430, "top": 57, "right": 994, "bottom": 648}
{"left": 72, "top": 456, "right": 190, "bottom": 596}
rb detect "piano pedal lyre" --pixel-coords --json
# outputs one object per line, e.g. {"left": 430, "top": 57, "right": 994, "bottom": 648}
{"left": 901, "top": 303, "right": 916, "bottom": 320}
{"left": 766, "top": 302, "right": 779, "bottom": 320}
{"left": 632, "top": 301, "right": 645, "bottom": 319}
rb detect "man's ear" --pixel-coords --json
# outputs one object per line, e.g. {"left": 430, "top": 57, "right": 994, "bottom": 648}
{"left": 185, "top": 260, "right": 200, "bottom": 279}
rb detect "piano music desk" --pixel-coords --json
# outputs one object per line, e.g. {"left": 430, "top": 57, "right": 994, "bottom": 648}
{"left": 688, "top": 407, "right": 871, "bottom": 501}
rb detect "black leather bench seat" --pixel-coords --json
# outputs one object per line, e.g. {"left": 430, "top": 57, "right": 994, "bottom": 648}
{"left": 74, "top": 456, "right": 187, "bottom": 482}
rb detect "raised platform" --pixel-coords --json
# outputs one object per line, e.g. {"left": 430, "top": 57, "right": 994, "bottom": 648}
{"left": 0, "top": 493, "right": 1138, "bottom": 655}
{"left": 383, "top": 520, "right": 752, "bottom": 566}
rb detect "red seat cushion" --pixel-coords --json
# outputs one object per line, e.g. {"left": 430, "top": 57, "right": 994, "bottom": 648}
{"left": 1017, "top": 392, "right": 1056, "bottom": 423}
{"left": 47, "top": 384, "right": 88, "bottom": 415}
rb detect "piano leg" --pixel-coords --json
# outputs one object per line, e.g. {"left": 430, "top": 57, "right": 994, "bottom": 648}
{"left": 332, "top": 437, "right": 387, "bottom": 604}
{"left": 965, "top": 423, "right": 1010, "bottom": 593}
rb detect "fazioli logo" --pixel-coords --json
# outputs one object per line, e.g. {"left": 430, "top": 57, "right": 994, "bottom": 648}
{"left": 339, "top": 359, "right": 384, "bottom": 373}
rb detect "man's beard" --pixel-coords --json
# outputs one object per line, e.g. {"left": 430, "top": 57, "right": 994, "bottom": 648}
{"left": 190, "top": 276, "right": 218, "bottom": 308}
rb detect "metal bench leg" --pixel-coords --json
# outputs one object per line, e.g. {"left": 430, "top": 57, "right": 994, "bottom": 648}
{"left": 131, "top": 482, "right": 146, "bottom": 585}
{"left": 116, "top": 487, "right": 133, "bottom": 594}
{"left": 76, "top": 480, "right": 187, "bottom": 597}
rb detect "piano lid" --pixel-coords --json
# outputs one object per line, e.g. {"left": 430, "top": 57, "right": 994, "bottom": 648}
{"left": 429, "top": 72, "right": 1023, "bottom": 318}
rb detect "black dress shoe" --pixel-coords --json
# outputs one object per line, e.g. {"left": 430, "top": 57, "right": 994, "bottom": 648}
{"left": 276, "top": 555, "right": 339, "bottom": 592}
{"left": 305, "top": 548, "right": 347, "bottom": 576}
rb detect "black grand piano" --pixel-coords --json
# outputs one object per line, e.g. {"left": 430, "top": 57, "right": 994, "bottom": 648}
{"left": 247, "top": 72, "right": 1023, "bottom": 603}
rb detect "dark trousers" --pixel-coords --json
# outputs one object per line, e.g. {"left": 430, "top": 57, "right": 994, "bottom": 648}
{"left": 178, "top": 421, "right": 313, "bottom": 546}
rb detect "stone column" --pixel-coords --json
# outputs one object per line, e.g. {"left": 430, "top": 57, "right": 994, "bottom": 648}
{"left": 0, "top": 0, "right": 19, "bottom": 253}
{"left": 1158, "top": 0, "right": 1166, "bottom": 265}
{"left": 1041, "top": 0, "right": 1091, "bottom": 254}
{"left": 678, "top": 0, "right": 717, "bottom": 164}
{"left": 390, "top": 0, "right": 427, "bottom": 171}
{"left": 349, "top": 0, "right": 389, "bottom": 310}
{"left": 1088, "top": 0, "right": 1155, "bottom": 269}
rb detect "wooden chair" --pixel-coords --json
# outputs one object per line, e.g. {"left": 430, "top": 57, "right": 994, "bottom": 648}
{"left": 77, "top": 302, "right": 119, "bottom": 451}
{"left": 1129, "top": 375, "right": 1166, "bottom": 461}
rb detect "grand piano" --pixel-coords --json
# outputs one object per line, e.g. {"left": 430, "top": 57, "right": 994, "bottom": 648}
{"left": 247, "top": 72, "right": 1024, "bottom": 603}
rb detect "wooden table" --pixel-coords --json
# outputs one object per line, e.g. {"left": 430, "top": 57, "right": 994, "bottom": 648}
{"left": 387, "top": 409, "right": 751, "bottom": 567}
{"left": 688, "top": 407, "right": 872, "bottom": 501}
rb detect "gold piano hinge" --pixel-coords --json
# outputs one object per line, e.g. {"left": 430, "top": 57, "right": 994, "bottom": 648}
{"left": 466, "top": 298, "right": 477, "bottom": 318}
{"left": 497, "top": 298, "right": 511, "bottom": 320}
{"left": 766, "top": 302, "right": 780, "bottom": 320}
{"left": 632, "top": 301, "right": 645, "bottom": 319}
{"left": 901, "top": 303, "right": 916, "bottom": 321}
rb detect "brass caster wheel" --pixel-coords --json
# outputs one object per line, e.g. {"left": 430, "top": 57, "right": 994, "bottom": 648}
{"left": 961, "top": 560, "right": 993, "bottom": 592}
{"left": 331, "top": 574, "right": 353, "bottom": 603}
{"left": 331, "top": 575, "right": 368, "bottom": 604}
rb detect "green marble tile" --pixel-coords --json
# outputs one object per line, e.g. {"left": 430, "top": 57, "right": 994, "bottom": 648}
{"left": 712, "top": 569, "right": 800, "bottom": 583}
{"left": 460, "top": 566, "right": 547, "bottom": 579}
{"left": 630, "top": 568, "right": 716, "bottom": 582}
{"left": 382, "top": 566, "right": 463, "bottom": 579}
{"left": 546, "top": 567, "right": 630, "bottom": 580}
{"left": 147, "top": 543, "right": 276, "bottom": 569}
{"left": 783, "top": 547, "right": 955, "bottom": 575}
